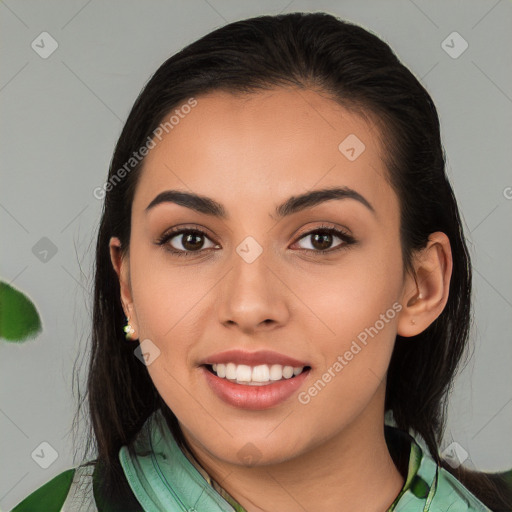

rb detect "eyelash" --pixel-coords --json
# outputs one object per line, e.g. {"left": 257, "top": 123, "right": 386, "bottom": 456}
{"left": 156, "top": 223, "right": 357, "bottom": 258}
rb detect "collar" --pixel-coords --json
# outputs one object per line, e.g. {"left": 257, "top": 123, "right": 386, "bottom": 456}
{"left": 119, "top": 409, "right": 491, "bottom": 512}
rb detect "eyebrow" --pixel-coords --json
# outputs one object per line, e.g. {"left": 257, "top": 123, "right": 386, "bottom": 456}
{"left": 145, "top": 186, "right": 376, "bottom": 219}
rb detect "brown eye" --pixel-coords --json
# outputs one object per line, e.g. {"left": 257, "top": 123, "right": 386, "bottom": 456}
{"left": 175, "top": 231, "right": 207, "bottom": 251}
{"left": 156, "top": 224, "right": 356, "bottom": 258}
{"left": 308, "top": 231, "right": 336, "bottom": 251}
{"left": 294, "top": 227, "right": 355, "bottom": 254}
{"left": 156, "top": 228, "right": 218, "bottom": 257}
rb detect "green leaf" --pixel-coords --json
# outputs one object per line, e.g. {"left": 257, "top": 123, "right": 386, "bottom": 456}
{"left": 0, "top": 280, "right": 42, "bottom": 342}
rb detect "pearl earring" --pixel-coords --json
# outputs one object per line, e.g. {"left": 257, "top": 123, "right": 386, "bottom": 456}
{"left": 124, "top": 319, "right": 136, "bottom": 340}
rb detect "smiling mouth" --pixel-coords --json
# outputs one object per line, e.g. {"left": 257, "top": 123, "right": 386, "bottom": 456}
{"left": 203, "top": 363, "right": 312, "bottom": 386}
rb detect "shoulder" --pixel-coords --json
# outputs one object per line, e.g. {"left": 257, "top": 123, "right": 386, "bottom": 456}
{"left": 434, "top": 465, "right": 495, "bottom": 512}
{"left": 389, "top": 426, "right": 494, "bottom": 512}
{"left": 10, "top": 463, "right": 97, "bottom": 512}
{"left": 418, "top": 454, "right": 493, "bottom": 512}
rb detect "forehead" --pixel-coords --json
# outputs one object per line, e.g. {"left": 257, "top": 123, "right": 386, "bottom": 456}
{"left": 132, "top": 87, "right": 397, "bottom": 222}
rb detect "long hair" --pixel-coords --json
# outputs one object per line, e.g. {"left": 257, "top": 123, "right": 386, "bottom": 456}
{"left": 75, "top": 12, "right": 509, "bottom": 509}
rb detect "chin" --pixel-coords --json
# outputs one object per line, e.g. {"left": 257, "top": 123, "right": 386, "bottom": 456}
{"left": 212, "top": 437, "right": 305, "bottom": 468}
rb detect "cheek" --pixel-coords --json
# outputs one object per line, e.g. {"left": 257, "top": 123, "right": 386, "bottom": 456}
{"left": 299, "top": 241, "right": 403, "bottom": 401}
{"left": 298, "top": 292, "right": 400, "bottom": 435}
{"left": 130, "top": 240, "right": 206, "bottom": 341}
{"left": 131, "top": 257, "right": 199, "bottom": 414}
{"left": 306, "top": 246, "right": 403, "bottom": 346}
{"left": 128, "top": 242, "right": 216, "bottom": 400}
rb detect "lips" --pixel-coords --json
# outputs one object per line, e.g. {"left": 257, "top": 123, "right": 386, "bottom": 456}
{"left": 199, "top": 349, "right": 312, "bottom": 409}
{"left": 201, "top": 365, "right": 311, "bottom": 410}
{"left": 200, "top": 349, "right": 310, "bottom": 368}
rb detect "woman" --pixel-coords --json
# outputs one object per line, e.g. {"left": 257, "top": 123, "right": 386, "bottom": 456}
{"left": 11, "top": 11, "right": 511, "bottom": 512}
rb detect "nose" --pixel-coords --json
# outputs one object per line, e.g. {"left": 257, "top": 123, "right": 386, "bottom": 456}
{"left": 217, "top": 243, "right": 290, "bottom": 335}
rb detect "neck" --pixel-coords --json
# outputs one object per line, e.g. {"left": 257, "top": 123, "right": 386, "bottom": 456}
{"left": 181, "top": 386, "right": 405, "bottom": 512}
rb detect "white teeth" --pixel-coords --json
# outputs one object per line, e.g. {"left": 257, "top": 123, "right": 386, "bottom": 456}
{"left": 226, "top": 363, "right": 237, "bottom": 380}
{"left": 216, "top": 363, "right": 226, "bottom": 378}
{"left": 252, "top": 364, "right": 270, "bottom": 382}
{"left": 209, "top": 363, "right": 306, "bottom": 384}
{"left": 236, "top": 364, "right": 252, "bottom": 382}
{"left": 269, "top": 364, "right": 283, "bottom": 381}
{"left": 282, "top": 366, "right": 294, "bottom": 379}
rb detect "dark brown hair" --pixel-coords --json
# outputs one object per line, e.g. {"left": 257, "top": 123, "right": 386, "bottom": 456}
{"left": 74, "top": 11, "right": 510, "bottom": 510}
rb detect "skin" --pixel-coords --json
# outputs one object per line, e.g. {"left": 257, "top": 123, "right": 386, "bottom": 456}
{"left": 110, "top": 87, "right": 452, "bottom": 512}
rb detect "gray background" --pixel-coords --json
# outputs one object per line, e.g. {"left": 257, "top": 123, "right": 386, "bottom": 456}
{"left": 1, "top": 0, "right": 511, "bottom": 509}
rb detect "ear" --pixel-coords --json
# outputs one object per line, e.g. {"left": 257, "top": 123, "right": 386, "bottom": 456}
{"left": 109, "top": 237, "right": 139, "bottom": 338}
{"left": 397, "top": 232, "right": 453, "bottom": 337}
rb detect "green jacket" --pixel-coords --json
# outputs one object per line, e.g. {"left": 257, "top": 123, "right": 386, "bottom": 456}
{"left": 10, "top": 409, "right": 493, "bottom": 512}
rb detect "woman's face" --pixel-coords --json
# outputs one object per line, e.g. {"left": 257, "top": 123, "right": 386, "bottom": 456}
{"left": 111, "top": 87, "right": 415, "bottom": 466}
